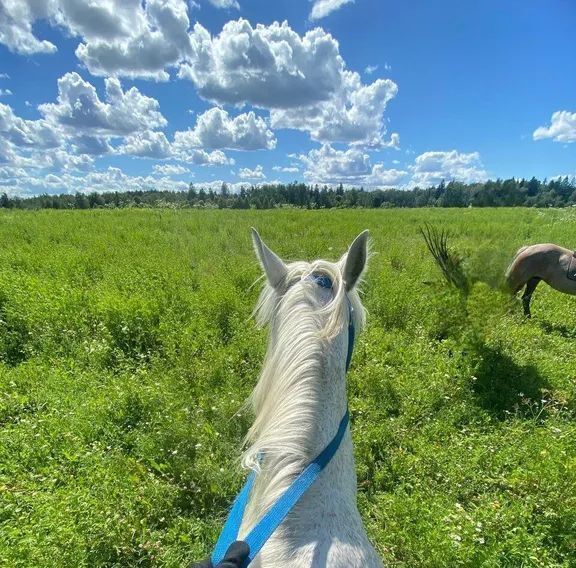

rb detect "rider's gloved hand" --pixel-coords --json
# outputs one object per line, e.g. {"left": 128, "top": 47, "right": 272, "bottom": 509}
{"left": 190, "top": 541, "right": 250, "bottom": 568}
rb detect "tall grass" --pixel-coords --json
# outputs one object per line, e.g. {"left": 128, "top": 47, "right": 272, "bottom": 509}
{"left": 0, "top": 208, "right": 574, "bottom": 566}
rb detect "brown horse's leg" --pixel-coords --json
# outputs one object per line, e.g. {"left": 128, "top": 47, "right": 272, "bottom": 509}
{"left": 522, "top": 277, "right": 541, "bottom": 318}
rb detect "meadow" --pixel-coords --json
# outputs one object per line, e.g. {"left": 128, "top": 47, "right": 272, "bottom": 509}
{"left": 0, "top": 207, "right": 575, "bottom": 567}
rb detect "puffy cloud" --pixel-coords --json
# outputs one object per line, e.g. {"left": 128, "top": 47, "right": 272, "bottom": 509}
{"left": 53, "top": 0, "right": 139, "bottom": 42}
{"left": 180, "top": 148, "right": 234, "bottom": 166}
{"left": 40, "top": 72, "right": 167, "bottom": 136}
{"left": 0, "top": 0, "right": 139, "bottom": 56}
{"left": 0, "top": 166, "right": 26, "bottom": 181}
{"left": 181, "top": 19, "right": 398, "bottom": 147}
{"left": 153, "top": 164, "right": 190, "bottom": 175}
{"left": 0, "top": 0, "right": 134, "bottom": 57}
{"left": 1, "top": 74, "right": 236, "bottom": 170}
{"left": 78, "top": 167, "right": 188, "bottom": 192}
{"left": 298, "top": 145, "right": 370, "bottom": 182}
{"left": 207, "top": 0, "right": 240, "bottom": 8}
{"left": 0, "top": 0, "right": 57, "bottom": 55}
{"left": 0, "top": 1, "right": 194, "bottom": 80}
{"left": 364, "top": 164, "right": 407, "bottom": 186}
{"left": 271, "top": 71, "right": 398, "bottom": 146}
{"left": 49, "top": 149, "right": 94, "bottom": 172}
{"left": 180, "top": 19, "right": 345, "bottom": 108}
{"left": 273, "top": 165, "right": 299, "bottom": 173}
{"left": 101, "top": 129, "right": 236, "bottom": 165}
{"left": 238, "top": 164, "right": 265, "bottom": 179}
{"left": 0, "top": 89, "right": 12, "bottom": 97}
{"left": 176, "top": 107, "right": 276, "bottom": 151}
{"left": 364, "top": 65, "right": 378, "bottom": 75}
{"left": 118, "top": 131, "right": 172, "bottom": 159}
{"left": 384, "top": 133, "right": 400, "bottom": 148}
{"left": 2, "top": 11, "right": 397, "bottom": 149}
{"left": 410, "top": 150, "right": 488, "bottom": 187}
{"left": 75, "top": 0, "right": 193, "bottom": 80}
{"left": 0, "top": 166, "right": 190, "bottom": 196}
{"left": 310, "top": 0, "right": 354, "bottom": 20}
{"left": 0, "top": 74, "right": 9, "bottom": 79}
{"left": 0, "top": 163, "right": 289, "bottom": 197}
{"left": 70, "top": 135, "right": 112, "bottom": 156}
{"left": 0, "top": 138, "right": 19, "bottom": 165}
{"left": 1, "top": 75, "right": 179, "bottom": 173}
{"left": 533, "top": 111, "right": 576, "bottom": 143}
{"left": 297, "top": 144, "right": 406, "bottom": 187}
{"left": 172, "top": 129, "right": 234, "bottom": 165}
{"left": 0, "top": 102, "right": 62, "bottom": 150}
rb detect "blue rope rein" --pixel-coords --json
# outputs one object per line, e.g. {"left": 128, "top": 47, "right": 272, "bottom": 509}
{"left": 211, "top": 410, "right": 350, "bottom": 565}
{"left": 211, "top": 274, "right": 356, "bottom": 566}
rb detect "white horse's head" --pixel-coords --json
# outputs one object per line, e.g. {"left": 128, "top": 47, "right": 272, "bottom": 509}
{"left": 243, "top": 228, "right": 369, "bottom": 473}
{"left": 251, "top": 227, "right": 369, "bottom": 339}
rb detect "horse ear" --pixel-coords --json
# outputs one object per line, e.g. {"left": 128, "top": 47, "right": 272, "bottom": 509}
{"left": 251, "top": 228, "right": 288, "bottom": 289}
{"left": 341, "top": 230, "right": 369, "bottom": 291}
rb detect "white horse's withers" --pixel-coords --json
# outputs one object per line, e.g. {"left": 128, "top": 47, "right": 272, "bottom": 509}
{"left": 237, "top": 228, "right": 383, "bottom": 568}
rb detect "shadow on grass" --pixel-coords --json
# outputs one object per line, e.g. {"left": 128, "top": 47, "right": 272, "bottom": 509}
{"left": 538, "top": 320, "right": 576, "bottom": 339}
{"left": 471, "top": 343, "right": 550, "bottom": 420}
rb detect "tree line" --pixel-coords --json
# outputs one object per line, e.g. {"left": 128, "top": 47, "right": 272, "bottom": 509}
{"left": 1, "top": 176, "right": 575, "bottom": 210}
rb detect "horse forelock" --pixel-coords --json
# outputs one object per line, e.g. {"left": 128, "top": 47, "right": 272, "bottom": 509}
{"left": 253, "top": 258, "right": 365, "bottom": 338}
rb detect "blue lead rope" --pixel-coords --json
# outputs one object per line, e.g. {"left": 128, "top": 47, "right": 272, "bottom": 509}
{"left": 212, "top": 275, "right": 356, "bottom": 566}
{"left": 212, "top": 410, "right": 350, "bottom": 566}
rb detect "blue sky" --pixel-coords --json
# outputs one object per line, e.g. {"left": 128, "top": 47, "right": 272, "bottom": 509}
{"left": 0, "top": 0, "right": 574, "bottom": 195}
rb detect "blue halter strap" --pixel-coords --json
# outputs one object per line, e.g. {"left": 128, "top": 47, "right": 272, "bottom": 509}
{"left": 211, "top": 275, "right": 356, "bottom": 566}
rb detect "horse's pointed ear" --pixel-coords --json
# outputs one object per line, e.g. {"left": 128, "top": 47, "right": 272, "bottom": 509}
{"left": 251, "top": 228, "right": 288, "bottom": 289}
{"left": 341, "top": 230, "right": 369, "bottom": 291}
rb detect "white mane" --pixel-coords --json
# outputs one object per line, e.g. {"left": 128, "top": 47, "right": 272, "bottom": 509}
{"left": 240, "top": 256, "right": 365, "bottom": 525}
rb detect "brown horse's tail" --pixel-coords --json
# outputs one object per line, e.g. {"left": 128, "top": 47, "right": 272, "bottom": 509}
{"left": 505, "top": 246, "right": 530, "bottom": 294}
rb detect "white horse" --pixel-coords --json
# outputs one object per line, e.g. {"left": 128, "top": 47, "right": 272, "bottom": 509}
{"left": 236, "top": 228, "right": 383, "bottom": 568}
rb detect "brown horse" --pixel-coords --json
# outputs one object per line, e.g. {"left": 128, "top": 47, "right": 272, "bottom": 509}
{"left": 505, "top": 244, "right": 576, "bottom": 317}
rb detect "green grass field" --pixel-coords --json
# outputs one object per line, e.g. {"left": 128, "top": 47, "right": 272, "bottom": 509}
{"left": 0, "top": 208, "right": 575, "bottom": 567}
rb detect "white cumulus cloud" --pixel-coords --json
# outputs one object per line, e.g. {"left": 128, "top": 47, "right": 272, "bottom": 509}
{"left": 153, "top": 164, "right": 190, "bottom": 175}
{"left": 119, "top": 131, "right": 172, "bottom": 159}
{"left": 310, "top": 0, "right": 354, "bottom": 20}
{"left": 180, "top": 19, "right": 345, "bottom": 109}
{"left": 238, "top": 164, "right": 265, "bottom": 179}
{"left": 1, "top": 73, "right": 240, "bottom": 170}
{"left": 75, "top": 0, "right": 193, "bottom": 80}
{"left": 49, "top": 149, "right": 94, "bottom": 172}
{"left": 272, "top": 165, "right": 299, "bottom": 173}
{"left": 207, "top": 0, "right": 240, "bottom": 9}
{"left": 40, "top": 72, "right": 167, "bottom": 136}
{"left": 0, "top": 0, "right": 57, "bottom": 55}
{"left": 70, "top": 135, "right": 112, "bottom": 156}
{"left": 533, "top": 111, "right": 576, "bottom": 143}
{"left": 0, "top": 1, "right": 194, "bottom": 80}
{"left": 0, "top": 102, "right": 62, "bottom": 150}
{"left": 271, "top": 70, "right": 398, "bottom": 146}
{"left": 410, "top": 150, "right": 488, "bottom": 187}
{"left": 297, "top": 144, "right": 406, "bottom": 187}
{"left": 180, "top": 148, "right": 234, "bottom": 166}
{"left": 177, "top": 107, "right": 276, "bottom": 151}
{"left": 1, "top": 11, "right": 397, "bottom": 150}
{"left": 3, "top": 166, "right": 190, "bottom": 196}
{"left": 180, "top": 19, "right": 398, "bottom": 147}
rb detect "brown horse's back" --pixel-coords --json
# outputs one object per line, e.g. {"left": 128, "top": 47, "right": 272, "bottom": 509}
{"left": 506, "top": 243, "right": 573, "bottom": 294}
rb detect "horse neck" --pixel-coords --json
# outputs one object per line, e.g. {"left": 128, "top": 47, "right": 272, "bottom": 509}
{"left": 240, "top": 300, "right": 352, "bottom": 529}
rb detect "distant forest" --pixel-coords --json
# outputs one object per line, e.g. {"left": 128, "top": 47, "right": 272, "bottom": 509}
{"left": 2, "top": 176, "right": 576, "bottom": 210}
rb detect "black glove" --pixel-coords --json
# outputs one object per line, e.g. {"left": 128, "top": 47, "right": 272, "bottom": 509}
{"left": 190, "top": 541, "right": 250, "bottom": 568}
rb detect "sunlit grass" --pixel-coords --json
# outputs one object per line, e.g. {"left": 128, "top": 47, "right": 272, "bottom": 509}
{"left": 0, "top": 208, "right": 574, "bottom": 566}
